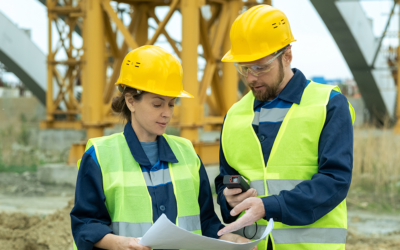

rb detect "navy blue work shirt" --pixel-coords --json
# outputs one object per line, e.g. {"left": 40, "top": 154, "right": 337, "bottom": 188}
{"left": 71, "top": 122, "right": 224, "bottom": 250}
{"left": 215, "top": 68, "right": 353, "bottom": 226}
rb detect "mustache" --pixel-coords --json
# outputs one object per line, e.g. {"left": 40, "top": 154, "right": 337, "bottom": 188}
{"left": 249, "top": 82, "right": 267, "bottom": 89}
{"left": 248, "top": 81, "right": 263, "bottom": 87}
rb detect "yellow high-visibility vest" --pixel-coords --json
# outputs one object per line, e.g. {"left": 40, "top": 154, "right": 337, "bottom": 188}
{"left": 73, "top": 133, "right": 202, "bottom": 249}
{"left": 222, "top": 82, "right": 355, "bottom": 250}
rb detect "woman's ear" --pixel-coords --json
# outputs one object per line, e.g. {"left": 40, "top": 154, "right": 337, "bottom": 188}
{"left": 125, "top": 93, "right": 135, "bottom": 113}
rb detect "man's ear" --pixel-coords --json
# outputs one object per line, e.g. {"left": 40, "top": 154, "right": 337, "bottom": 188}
{"left": 283, "top": 48, "right": 293, "bottom": 67}
{"left": 125, "top": 94, "right": 135, "bottom": 113}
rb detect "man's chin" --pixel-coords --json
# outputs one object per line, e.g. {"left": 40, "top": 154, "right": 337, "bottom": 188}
{"left": 251, "top": 89, "right": 268, "bottom": 101}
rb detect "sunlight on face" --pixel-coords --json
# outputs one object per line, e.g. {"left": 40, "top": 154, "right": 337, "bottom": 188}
{"left": 242, "top": 55, "right": 285, "bottom": 101}
{"left": 131, "top": 93, "right": 176, "bottom": 141}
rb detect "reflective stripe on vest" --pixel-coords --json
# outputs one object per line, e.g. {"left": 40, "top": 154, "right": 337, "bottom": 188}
{"left": 178, "top": 214, "right": 202, "bottom": 232}
{"left": 222, "top": 82, "right": 355, "bottom": 250}
{"left": 83, "top": 133, "right": 202, "bottom": 238}
{"left": 250, "top": 179, "right": 303, "bottom": 196}
{"left": 110, "top": 214, "right": 201, "bottom": 237}
{"left": 142, "top": 168, "right": 172, "bottom": 187}
{"left": 234, "top": 226, "right": 347, "bottom": 244}
{"left": 110, "top": 222, "right": 152, "bottom": 237}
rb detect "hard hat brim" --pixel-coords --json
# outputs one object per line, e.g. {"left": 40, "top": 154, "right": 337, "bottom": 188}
{"left": 221, "top": 49, "right": 273, "bottom": 63}
{"left": 177, "top": 90, "right": 194, "bottom": 98}
{"left": 115, "top": 83, "right": 194, "bottom": 99}
{"left": 222, "top": 40, "right": 296, "bottom": 63}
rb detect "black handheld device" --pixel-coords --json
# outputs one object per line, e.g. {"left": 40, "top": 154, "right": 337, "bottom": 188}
{"left": 223, "top": 175, "right": 250, "bottom": 193}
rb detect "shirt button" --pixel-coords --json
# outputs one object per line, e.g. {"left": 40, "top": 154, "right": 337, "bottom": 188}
{"left": 160, "top": 205, "right": 166, "bottom": 211}
{"left": 259, "top": 135, "right": 266, "bottom": 142}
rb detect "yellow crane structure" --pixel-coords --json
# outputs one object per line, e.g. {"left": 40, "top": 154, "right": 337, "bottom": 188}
{"left": 41, "top": 0, "right": 271, "bottom": 165}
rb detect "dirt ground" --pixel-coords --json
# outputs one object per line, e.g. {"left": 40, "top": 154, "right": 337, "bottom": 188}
{"left": 346, "top": 231, "right": 400, "bottom": 250}
{"left": 0, "top": 172, "right": 75, "bottom": 250}
{"left": 0, "top": 172, "right": 399, "bottom": 250}
{"left": 0, "top": 199, "right": 74, "bottom": 250}
{"left": 346, "top": 211, "right": 400, "bottom": 250}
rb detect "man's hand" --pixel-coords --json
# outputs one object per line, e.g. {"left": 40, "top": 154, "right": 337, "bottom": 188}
{"left": 219, "top": 233, "right": 258, "bottom": 250}
{"left": 224, "top": 187, "right": 258, "bottom": 208}
{"left": 217, "top": 197, "right": 266, "bottom": 236}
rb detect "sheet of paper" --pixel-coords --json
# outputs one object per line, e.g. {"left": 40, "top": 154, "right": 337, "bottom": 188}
{"left": 139, "top": 214, "right": 274, "bottom": 250}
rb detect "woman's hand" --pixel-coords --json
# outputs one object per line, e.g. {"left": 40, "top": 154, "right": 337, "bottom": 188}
{"left": 115, "top": 236, "right": 151, "bottom": 250}
{"left": 94, "top": 234, "right": 151, "bottom": 250}
{"left": 219, "top": 233, "right": 258, "bottom": 250}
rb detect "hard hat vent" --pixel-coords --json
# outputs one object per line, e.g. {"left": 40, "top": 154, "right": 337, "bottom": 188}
{"left": 273, "top": 19, "right": 286, "bottom": 29}
{"left": 135, "top": 62, "right": 140, "bottom": 68}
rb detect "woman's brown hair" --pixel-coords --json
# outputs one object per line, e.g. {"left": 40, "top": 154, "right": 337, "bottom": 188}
{"left": 111, "top": 87, "right": 146, "bottom": 122}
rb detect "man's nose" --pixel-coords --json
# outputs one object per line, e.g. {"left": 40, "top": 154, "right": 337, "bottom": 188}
{"left": 246, "top": 73, "right": 258, "bottom": 83}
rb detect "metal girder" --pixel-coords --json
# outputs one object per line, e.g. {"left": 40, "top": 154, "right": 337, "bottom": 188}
{"left": 103, "top": 6, "right": 141, "bottom": 104}
{"left": 371, "top": 1, "right": 396, "bottom": 68}
{"left": 0, "top": 12, "right": 47, "bottom": 105}
{"left": 40, "top": 0, "right": 248, "bottom": 165}
{"left": 310, "top": 0, "right": 396, "bottom": 124}
{"left": 395, "top": 0, "right": 400, "bottom": 132}
{"left": 37, "top": 0, "right": 83, "bottom": 36}
{"left": 44, "top": 0, "right": 82, "bottom": 123}
{"left": 102, "top": 1, "right": 139, "bottom": 50}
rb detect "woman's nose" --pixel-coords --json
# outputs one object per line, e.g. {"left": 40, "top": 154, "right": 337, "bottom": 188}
{"left": 162, "top": 106, "right": 172, "bottom": 118}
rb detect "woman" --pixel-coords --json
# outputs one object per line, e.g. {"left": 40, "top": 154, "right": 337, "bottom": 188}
{"left": 71, "top": 45, "right": 256, "bottom": 250}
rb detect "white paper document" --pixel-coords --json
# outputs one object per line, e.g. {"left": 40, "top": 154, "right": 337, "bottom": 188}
{"left": 139, "top": 214, "right": 274, "bottom": 250}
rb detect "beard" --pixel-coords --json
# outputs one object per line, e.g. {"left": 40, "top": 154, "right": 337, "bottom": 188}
{"left": 249, "top": 58, "right": 285, "bottom": 102}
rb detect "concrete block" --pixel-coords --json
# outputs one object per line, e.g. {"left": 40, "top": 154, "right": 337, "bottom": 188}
{"left": 0, "top": 97, "right": 45, "bottom": 129}
{"left": 37, "top": 130, "right": 86, "bottom": 151}
{"left": 38, "top": 163, "right": 78, "bottom": 187}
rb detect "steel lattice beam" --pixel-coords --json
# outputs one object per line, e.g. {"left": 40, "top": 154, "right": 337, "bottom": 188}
{"left": 41, "top": 0, "right": 249, "bottom": 164}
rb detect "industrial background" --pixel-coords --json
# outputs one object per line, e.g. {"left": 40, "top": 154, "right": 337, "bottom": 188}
{"left": 0, "top": 0, "right": 399, "bottom": 249}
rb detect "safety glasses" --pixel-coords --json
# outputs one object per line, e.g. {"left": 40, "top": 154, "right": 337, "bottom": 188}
{"left": 234, "top": 46, "right": 289, "bottom": 77}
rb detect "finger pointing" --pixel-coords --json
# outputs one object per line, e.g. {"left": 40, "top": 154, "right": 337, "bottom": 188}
{"left": 217, "top": 216, "right": 249, "bottom": 236}
{"left": 230, "top": 199, "right": 251, "bottom": 217}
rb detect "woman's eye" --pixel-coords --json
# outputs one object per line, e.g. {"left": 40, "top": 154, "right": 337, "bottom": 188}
{"left": 169, "top": 104, "right": 175, "bottom": 107}
{"left": 153, "top": 104, "right": 161, "bottom": 108}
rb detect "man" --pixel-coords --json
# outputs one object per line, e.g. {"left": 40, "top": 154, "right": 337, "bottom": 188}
{"left": 215, "top": 5, "right": 354, "bottom": 250}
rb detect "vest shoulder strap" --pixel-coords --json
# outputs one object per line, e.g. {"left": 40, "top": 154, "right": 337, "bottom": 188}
{"left": 163, "top": 134, "right": 197, "bottom": 156}
{"left": 77, "top": 133, "right": 124, "bottom": 169}
{"left": 306, "top": 81, "right": 355, "bottom": 124}
{"left": 163, "top": 134, "right": 193, "bottom": 149}
{"left": 86, "top": 132, "right": 124, "bottom": 150}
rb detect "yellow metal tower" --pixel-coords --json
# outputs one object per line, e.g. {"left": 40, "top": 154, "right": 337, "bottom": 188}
{"left": 42, "top": 0, "right": 272, "bottom": 164}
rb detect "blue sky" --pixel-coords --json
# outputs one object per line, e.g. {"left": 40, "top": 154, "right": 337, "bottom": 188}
{"left": 0, "top": 0, "right": 397, "bottom": 83}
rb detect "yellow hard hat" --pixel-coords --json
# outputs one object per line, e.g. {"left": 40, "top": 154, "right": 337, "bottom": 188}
{"left": 222, "top": 5, "right": 296, "bottom": 63}
{"left": 115, "top": 45, "right": 193, "bottom": 98}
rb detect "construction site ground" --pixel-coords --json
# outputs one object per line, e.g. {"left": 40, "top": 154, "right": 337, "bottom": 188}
{"left": 0, "top": 171, "right": 399, "bottom": 250}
